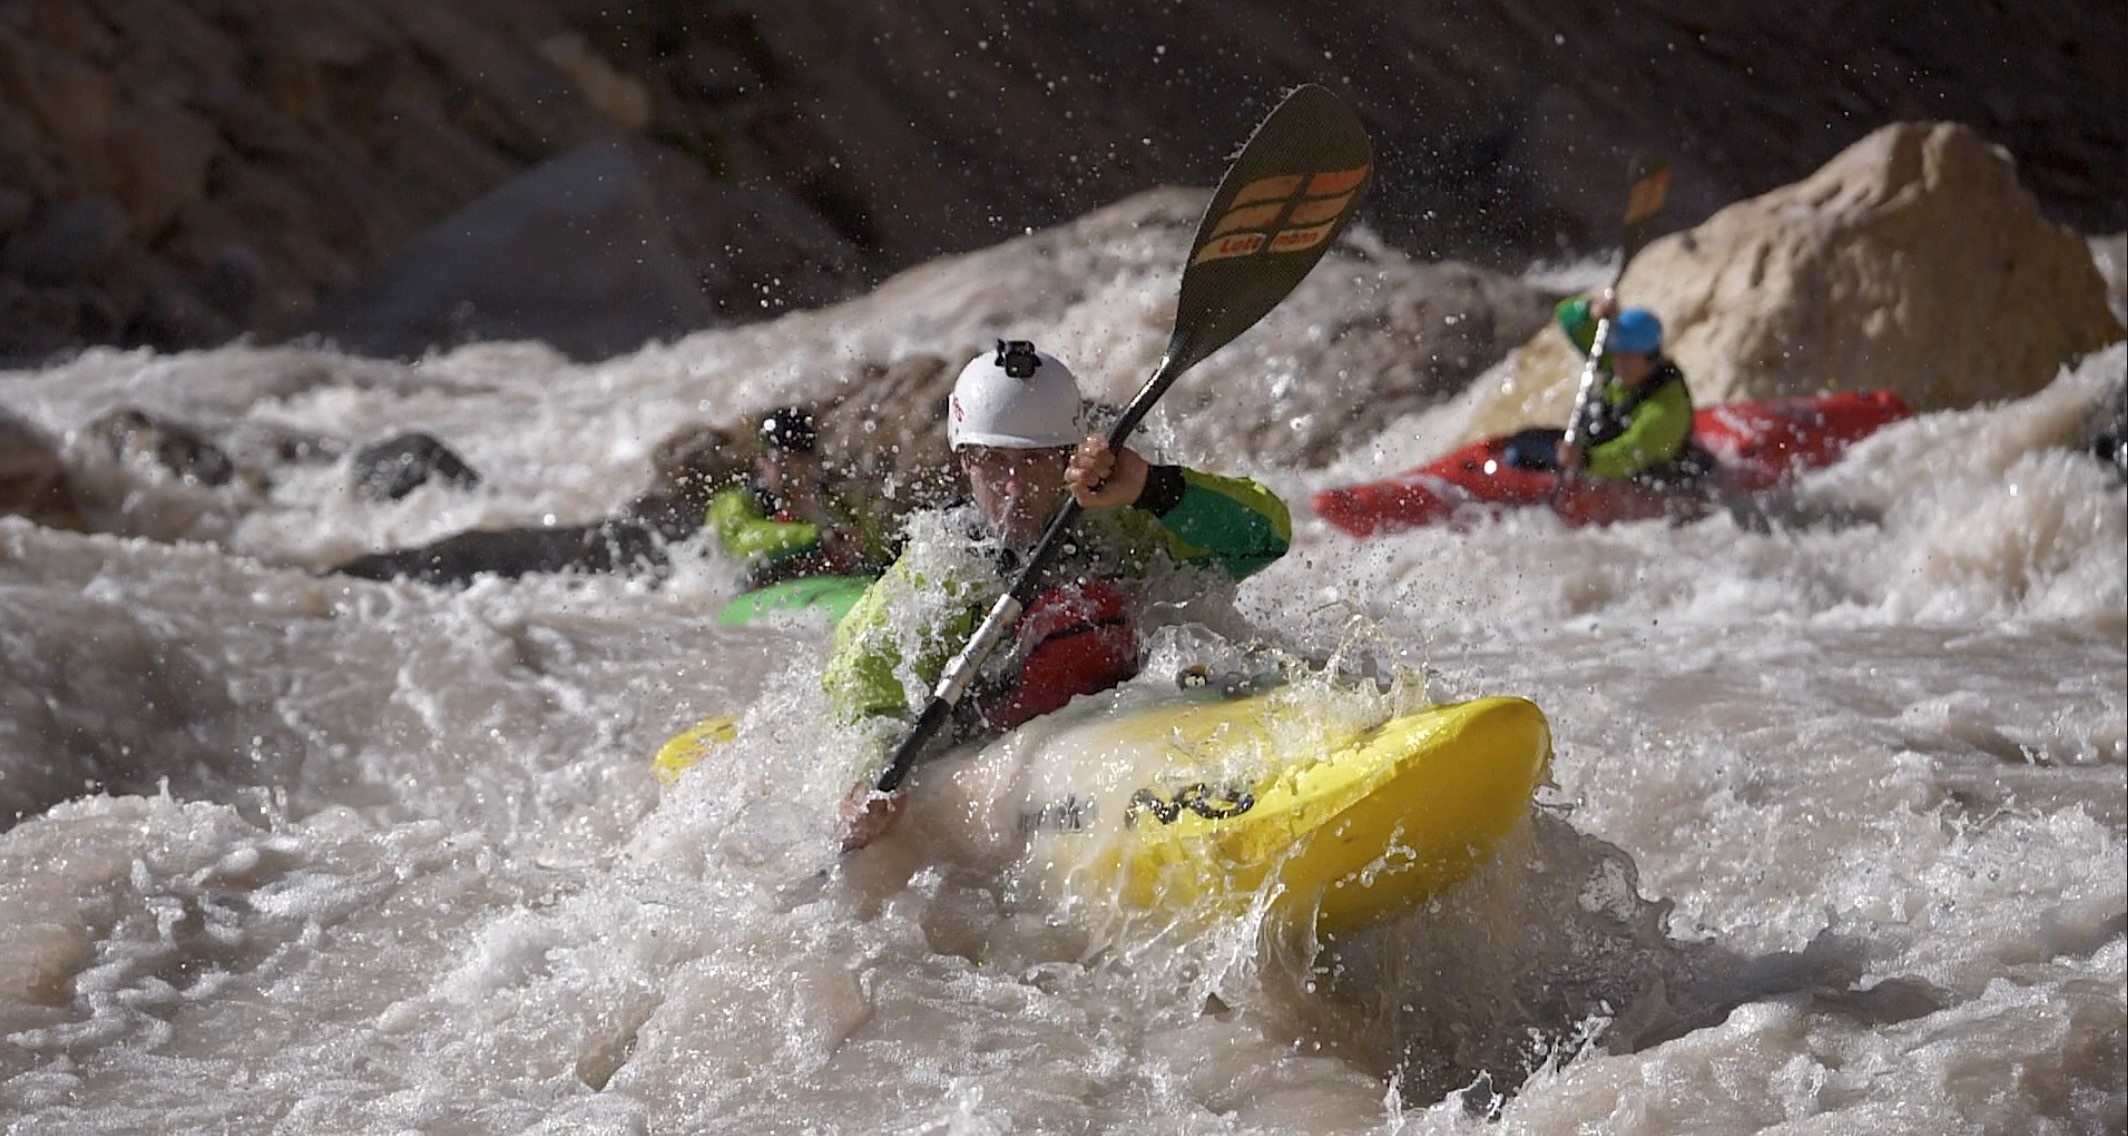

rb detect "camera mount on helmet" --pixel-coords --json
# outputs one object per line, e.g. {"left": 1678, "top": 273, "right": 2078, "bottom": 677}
{"left": 996, "top": 339, "right": 1043, "bottom": 379}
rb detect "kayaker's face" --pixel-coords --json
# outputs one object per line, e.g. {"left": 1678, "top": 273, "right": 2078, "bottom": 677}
{"left": 757, "top": 448, "right": 816, "bottom": 497}
{"left": 959, "top": 444, "right": 1070, "bottom": 547}
{"left": 1611, "top": 350, "right": 1656, "bottom": 385}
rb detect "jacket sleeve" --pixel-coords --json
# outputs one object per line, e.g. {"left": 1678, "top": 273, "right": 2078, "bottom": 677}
{"left": 1556, "top": 296, "right": 1603, "bottom": 358}
{"left": 1135, "top": 466, "right": 1291, "bottom": 581}
{"left": 1586, "top": 379, "right": 1694, "bottom": 479}
{"left": 705, "top": 485, "right": 821, "bottom": 563}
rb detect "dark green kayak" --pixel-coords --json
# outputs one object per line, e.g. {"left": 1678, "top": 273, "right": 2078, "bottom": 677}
{"left": 715, "top": 574, "right": 873, "bottom": 628}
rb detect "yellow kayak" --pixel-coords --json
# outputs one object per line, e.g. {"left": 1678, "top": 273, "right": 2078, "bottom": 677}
{"left": 1000, "top": 690, "right": 1552, "bottom": 936}
{"left": 655, "top": 686, "right": 1551, "bottom": 937}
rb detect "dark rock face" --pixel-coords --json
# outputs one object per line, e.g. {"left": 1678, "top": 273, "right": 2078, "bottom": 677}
{"left": 305, "top": 140, "right": 721, "bottom": 360}
{"left": 0, "top": 1, "right": 2121, "bottom": 364}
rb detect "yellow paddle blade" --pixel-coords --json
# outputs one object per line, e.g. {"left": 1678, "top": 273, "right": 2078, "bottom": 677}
{"left": 652, "top": 714, "right": 739, "bottom": 787}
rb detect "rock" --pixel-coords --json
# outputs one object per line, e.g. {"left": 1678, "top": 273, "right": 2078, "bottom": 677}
{"left": 331, "top": 418, "right": 747, "bottom": 586}
{"left": 198, "top": 243, "right": 266, "bottom": 320}
{"left": 0, "top": 186, "right": 32, "bottom": 237}
{"left": 109, "top": 246, "right": 236, "bottom": 352}
{"left": 1470, "top": 121, "right": 2128, "bottom": 443}
{"left": 0, "top": 409, "right": 83, "bottom": 530}
{"left": 539, "top": 32, "right": 652, "bottom": 131}
{"left": 1243, "top": 250, "right": 1557, "bottom": 468}
{"left": 83, "top": 408, "right": 237, "bottom": 487}
{"left": 108, "top": 98, "right": 220, "bottom": 241}
{"left": 1, "top": 197, "right": 129, "bottom": 287}
{"left": 0, "top": 278, "right": 95, "bottom": 363}
{"left": 643, "top": 160, "right": 865, "bottom": 320}
{"left": 624, "top": 422, "right": 751, "bottom": 538}
{"left": 348, "top": 433, "right": 481, "bottom": 501}
{"left": 303, "top": 139, "right": 717, "bottom": 361}
{"left": 2087, "top": 363, "right": 2127, "bottom": 479}
{"left": 332, "top": 521, "right": 665, "bottom": 585}
{"left": 4, "top": 2, "right": 2126, "bottom": 363}
{"left": 816, "top": 353, "right": 960, "bottom": 518}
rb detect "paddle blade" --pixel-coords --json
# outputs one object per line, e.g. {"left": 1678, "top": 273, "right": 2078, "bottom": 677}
{"left": 1168, "top": 84, "right": 1374, "bottom": 375}
{"left": 1618, "top": 152, "right": 1671, "bottom": 266}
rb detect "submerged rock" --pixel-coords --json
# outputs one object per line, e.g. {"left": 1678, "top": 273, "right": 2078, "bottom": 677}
{"left": 333, "top": 521, "right": 667, "bottom": 585}
{"left": 84, "top": 408, "right": 237, "bottom": 488}
{"left": 348, "top": 433, "right": 481, "bottom": 502}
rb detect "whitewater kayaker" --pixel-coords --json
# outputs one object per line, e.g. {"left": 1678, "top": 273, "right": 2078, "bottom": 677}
{"left": 1504, "top": 297, "right": 1712, "bottom": 486}
{"left": 830, "top": 340, "right": 1292, "bottom": 848}
{"left": 705, "top": 405, "right": 893, "bottom": 588}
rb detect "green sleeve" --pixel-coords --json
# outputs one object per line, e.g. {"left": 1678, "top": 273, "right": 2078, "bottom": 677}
{"left": 706, "top": 486, "right": 821, "bottom": 563}
{"left": 1586, "top": 379, "right": 1694, "bottom": 479}
{"left": 1556, "top": 296, "right": 1603, "bottom": 359}
{"left": 1143, "top": 468, "right": 1291, "bottom": 580}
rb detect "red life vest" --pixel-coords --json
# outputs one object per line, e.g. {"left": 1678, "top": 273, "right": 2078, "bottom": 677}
{"left": 976, "top": 579, "right": 1140, "bottom": 731}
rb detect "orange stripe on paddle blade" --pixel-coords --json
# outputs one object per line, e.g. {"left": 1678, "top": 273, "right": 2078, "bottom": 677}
{"left": 1209, "top": 201, "right": 1287, "bottom": 238}
{"left": 1307, "top": 165, "right": 1371, "bottom": 195}
{"left": 1287, "top": 192, "right": 1354, "bottom": 225}
{"left": 1231, "top": 174, "right": 1307, "bottom": 206}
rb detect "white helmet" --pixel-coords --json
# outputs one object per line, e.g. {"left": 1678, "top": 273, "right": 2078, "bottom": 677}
{"left": 948, "top": 341, "right": 1085, "bottom": 450}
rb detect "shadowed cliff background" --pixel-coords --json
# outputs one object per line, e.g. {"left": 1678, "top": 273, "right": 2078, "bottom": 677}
{"left": 1, "top": 0, "right": 2122, "bottom": 364}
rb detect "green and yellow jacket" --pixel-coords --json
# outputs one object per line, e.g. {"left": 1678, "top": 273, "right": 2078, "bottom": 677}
{"left": 706, "top": 481, "right": 893, "bottom": 585}
{"left": 1556, "top": 297, "right": 1697, "bottom": 481}
{"left": 822, "top": 465, "right": 1290, "bottom": 746}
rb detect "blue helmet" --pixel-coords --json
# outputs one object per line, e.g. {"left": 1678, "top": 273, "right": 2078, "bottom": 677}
{"left": 1608, "top": 307, "right": 1663, "bottom": 354}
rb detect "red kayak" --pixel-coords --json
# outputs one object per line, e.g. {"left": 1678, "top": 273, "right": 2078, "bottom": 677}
{"left": 1314, "top": 389, "right": 1912, "bottom": 536}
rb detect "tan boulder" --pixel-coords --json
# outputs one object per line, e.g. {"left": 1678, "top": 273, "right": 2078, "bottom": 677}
{"left": 1470, "top": 121, "right": 2125, "bottom": 443}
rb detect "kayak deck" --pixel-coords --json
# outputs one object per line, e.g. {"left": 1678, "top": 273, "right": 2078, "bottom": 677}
{"left": 1012, "top": 692, "right": 1552, "bottom": 936}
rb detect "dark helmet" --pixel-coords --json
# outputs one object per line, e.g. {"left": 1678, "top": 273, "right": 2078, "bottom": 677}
{"left": 759, "top": 406, "right": 818, "bottom": 453}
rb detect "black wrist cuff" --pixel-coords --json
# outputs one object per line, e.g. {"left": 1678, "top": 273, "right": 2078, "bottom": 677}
{"left": 1135, "top": 464, "right": 1186, "bottom": 516}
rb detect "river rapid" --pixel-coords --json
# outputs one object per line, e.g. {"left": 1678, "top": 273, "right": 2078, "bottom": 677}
{"left": 2, "top": 213, "right": 2123, "bottom": 1134}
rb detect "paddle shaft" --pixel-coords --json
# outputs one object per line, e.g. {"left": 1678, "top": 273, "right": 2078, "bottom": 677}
{"left": 1558, "top": 293, "right": 1620, "bottom": 454}
{"left": 1556, "top": 152, "right": 1670, "bottom": 480}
